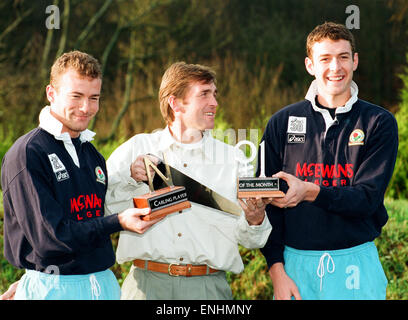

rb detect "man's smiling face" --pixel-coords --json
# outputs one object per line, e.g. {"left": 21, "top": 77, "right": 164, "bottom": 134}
{"left": 305, "top": 39, "right": 358, "bottom": 106}
{"left": 176, "top": 80, "right": 218, "bottom": 131}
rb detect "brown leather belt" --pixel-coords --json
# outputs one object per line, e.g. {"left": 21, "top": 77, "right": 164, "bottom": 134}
{"left": 133, "top": 259, "right": 219, "bottom": 277}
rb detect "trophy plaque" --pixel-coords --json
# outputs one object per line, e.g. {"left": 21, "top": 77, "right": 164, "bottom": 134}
{"left": 152, "top": 159, "right": 242, "bottom": 217}
{"left": 133, "top": 154, "right": 191, "bottom": 221}
{"left": 236, "top": 140, "right": 285, "bottom": 199}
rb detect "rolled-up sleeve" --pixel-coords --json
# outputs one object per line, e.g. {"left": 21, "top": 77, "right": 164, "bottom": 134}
{"left": 236, "top": 212, "right": 272, "bottom": 249}
{"left": 105, "top": 137, "right": 147, "bottom": 215}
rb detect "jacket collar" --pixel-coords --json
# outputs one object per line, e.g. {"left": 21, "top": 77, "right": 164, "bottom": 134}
{"left": 38, "top": 106, "right": 95, "bottom": 168}
{"left": 305, "top": 80, "right": 359, "bottom": 115}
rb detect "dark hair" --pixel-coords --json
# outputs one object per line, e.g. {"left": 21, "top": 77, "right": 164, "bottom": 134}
{"left": 306, "top": 22, "right": 356, "bottom": 58}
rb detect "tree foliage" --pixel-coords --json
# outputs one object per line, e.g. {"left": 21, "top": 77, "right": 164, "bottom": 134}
{"left": 1, "top": 0, "right": 408, "bottom": 141}
{"left": 388, "top": 53, "right": 408, "bottom": 199}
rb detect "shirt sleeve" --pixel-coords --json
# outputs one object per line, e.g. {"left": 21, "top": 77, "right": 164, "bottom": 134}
{"left": 105, "top": 137, "right": 147, "bottom": 215}
{"left": 235, "top": 212, "right": 272, "bottom": 249}
{"left": 5, "top": 154, "right": 122, "bottom": 259}
{"left": 313, "top": 112, "right": 398, "bottom": 218}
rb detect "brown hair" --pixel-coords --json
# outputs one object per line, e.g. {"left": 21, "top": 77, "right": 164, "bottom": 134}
{"left": 306, "top": 22, "right": 356, "bottom": 58}
{"left": 50, "top": 50, "right": 102, "bottom": 89}
{"left": 159, "top": 62, "right": 216, "bottom": 125}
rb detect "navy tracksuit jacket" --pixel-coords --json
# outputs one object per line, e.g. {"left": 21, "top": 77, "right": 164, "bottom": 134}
{"left": 259, "top": 98, "right": 398, "bottom": 267}
{"left": 1, "top": 128, "right": 122, "bottom": 275}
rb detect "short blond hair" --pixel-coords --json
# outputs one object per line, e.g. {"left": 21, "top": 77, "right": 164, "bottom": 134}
{"left": 306, "top": 22, "right": 356, "bottom": 58}
{"left": 50, "top": 50, "right": 102, "bottom": 89}
{"left": 159, "top": 62, "right": 216, "bottom": 125}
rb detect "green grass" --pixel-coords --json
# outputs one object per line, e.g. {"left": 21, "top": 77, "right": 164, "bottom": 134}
{"left": 376, "top": 198, "right": 408, "bottom": 299}
{"left": 225, "top": 198, "right": 408, "bottom": 300}
{"left": 1, "top": 198, "right": 408, "bottom": 299}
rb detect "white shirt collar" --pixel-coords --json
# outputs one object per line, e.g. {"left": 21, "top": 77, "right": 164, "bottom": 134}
{"left": 38, "top": 106, "right": 96, "bottom": 167}
{"left": 305, "top": 80, "right": 359, "bottom": 114}
{"left": 158, "top": 126, "right": 213, "bottom": 160}
{"left": 38, "top": 106, "right": 96, "bottom": 143}
{"left": 304, "top": 80, "right": 359, "bottom": 135}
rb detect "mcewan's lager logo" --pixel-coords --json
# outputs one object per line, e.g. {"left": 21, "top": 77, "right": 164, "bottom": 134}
{"left": 348, "top": 129, "right": 365, "bottom": 146}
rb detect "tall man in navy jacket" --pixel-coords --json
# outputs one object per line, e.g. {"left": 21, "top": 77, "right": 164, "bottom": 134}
{"left": 1, "top": 51, "right": 161, "bottom": 300}
{"left": 260, "top": 22, "right": 398, "bottom": 299}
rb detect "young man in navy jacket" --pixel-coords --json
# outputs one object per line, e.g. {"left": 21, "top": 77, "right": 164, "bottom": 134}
{"left": 1, "top": 51, "right": 161, "bottom": 300}
{"left": 260, "top": 22, "right": 398, "bottom": 299}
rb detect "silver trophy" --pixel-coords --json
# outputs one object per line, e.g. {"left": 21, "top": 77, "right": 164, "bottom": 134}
{"left": 235, "top": 140, "right": 284, "bottom": 199}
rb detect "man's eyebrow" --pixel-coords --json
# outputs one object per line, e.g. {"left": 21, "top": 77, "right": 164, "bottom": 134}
{"left": 338, "top": 52, "right": 351, "bottom": 56}
{"left": 318, "top": 52, "right": 351, "bottom": 57}
{"left": 69, "top": 91, "right": 100, "bottom": 97}
{"left": 201, "top": 88, "right": 217, "bottom": 94}
{"left": 69, "top": 91, "right": 84, "bottom": 96}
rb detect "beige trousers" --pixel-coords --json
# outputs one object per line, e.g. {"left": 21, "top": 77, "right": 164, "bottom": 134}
{"left": 121, "top": 264, "right": 233, "bottom": 300}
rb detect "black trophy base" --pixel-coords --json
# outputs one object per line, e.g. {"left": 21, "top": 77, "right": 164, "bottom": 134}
{"left": 237, "top": 177, "right": 285, "bottom": 199}
{"left": 133, "top": 186, "right": 191, "bottom": 220}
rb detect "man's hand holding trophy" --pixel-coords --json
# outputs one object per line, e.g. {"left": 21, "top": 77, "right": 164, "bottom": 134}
{"left": 133, "top": 153, "right": 191, "bottom": 221}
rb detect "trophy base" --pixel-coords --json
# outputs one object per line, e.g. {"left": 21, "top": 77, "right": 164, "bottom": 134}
{"left": 237, "top": 190, "right": 285, "bottom": 199}
{"left": 133, "top": 186, "right": 191, "bottom": 221}
{"left": 237, "top": 177, "right": 285, "bottom": 199}
{"left": 142, "top": 200, "right": 191, "bottom": 221}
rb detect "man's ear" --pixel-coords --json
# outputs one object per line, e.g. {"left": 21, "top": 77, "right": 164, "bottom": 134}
{"left": 168, "top": 95, "right": 183, "bottom": 113}
{"left": 352, "top": 52, "right": 359, "bottom": 71}
{"left": 305, "top": 57, "right": 315, "bottom": 76}
{"left": 46, "top": 84, "right": 56, "bottom": 104}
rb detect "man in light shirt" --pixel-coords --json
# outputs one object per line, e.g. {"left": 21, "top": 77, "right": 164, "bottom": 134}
{"left": 105, "top": 62, "right": 272, "bottom": 299}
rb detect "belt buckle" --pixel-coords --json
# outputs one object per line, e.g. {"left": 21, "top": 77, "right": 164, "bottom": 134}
{"left": 168, "top": 263, "right": 180, "bottom": 277}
